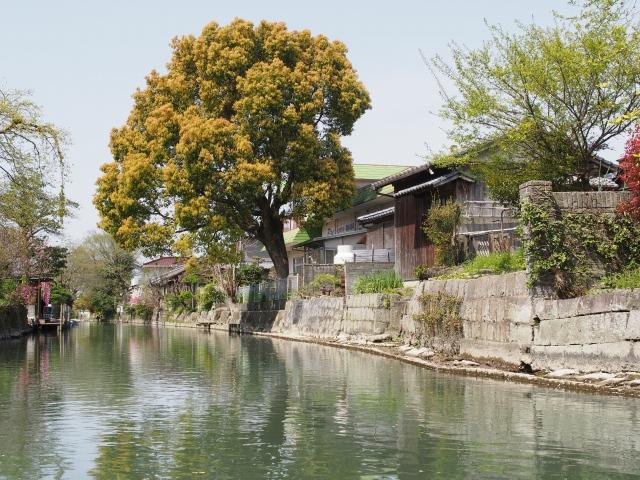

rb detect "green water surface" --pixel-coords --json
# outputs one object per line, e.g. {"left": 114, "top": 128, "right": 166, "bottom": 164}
{"left": 0, "top": 324, "right": 639, "bottom": 479}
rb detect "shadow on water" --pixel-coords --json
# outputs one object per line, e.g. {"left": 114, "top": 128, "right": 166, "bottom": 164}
{"left": 0, "top": 324, "right": 639, "bottom": 479}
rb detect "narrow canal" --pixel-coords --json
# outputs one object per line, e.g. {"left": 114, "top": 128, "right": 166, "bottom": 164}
{"left": 0, "top": 324, "right": 639, "bottom": 479}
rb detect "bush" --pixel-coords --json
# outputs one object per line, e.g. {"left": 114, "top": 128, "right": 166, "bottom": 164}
{"left": 293, "top": 274, "right": 341, "bottom": 299}
{"left": 414, "top": 264, "right": 447, "bottom": 280}
{"left": 413, "top": 291, "right": 463, "bottom": 353}
{"left": 521, "top": 203, "right": 640, "bottom": 297}
{"left": 434, "top": 250, "right": 525, "bottom": 280}
{"left": 237, "top": 263, "right": 267, "bottom": 286}
{"left": 166, "top": 290, "right": 196, "bottom": 313}
{"left": 422, "top": 199, "right": 462, "bottom": 267}
{"left": 415, "top": 264, "right": 429, "bottom": 280}
{"left": 198, "top": 283, "right": 226, "bottom": 311}
{"left": 353, "top": 270, "right": 403, "bottom": 294}
{"left": 125, "top": 302, "right": 154, "bottom": 321}
{"left": 134, "top": 303, "right": 153, "bottom": 321}
{"left": 0, "top": 278, "right": 19, "bottom": 308}
{"left": 309, "top": 274, "right": 340, "bottom": 293}
{"left": 597, "top": 265, "right": 640, "bottom": 290}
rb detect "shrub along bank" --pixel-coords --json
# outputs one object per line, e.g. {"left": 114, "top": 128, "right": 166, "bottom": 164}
{"left": 521, "top": 202, "right": 640, "bottom": 297}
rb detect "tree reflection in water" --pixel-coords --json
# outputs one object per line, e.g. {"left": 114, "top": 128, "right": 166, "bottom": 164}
{"left": 0, "top": 325, "right": 639, "bottom": 479}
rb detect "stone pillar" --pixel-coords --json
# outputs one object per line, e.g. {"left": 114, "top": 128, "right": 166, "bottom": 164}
{"left": 519, "top": 180, "right": 557, "bottom": 298}
{"left": 518, "top": 180, "right": 553, "bottom": 205}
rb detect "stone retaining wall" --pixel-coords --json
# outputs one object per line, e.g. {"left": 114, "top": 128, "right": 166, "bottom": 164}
{"left": 531, "top": 290, "right": 640, "bottom": 371}
{"left": 159, "top": 275, "right": 640, "bottom": 372}
{"left": 406, "top": 274, "right": 640, "bottom": 371}
{"left": 0, "top": 305, "right": 30, "bottom": 340}
{"left": 271, "top": 293, "right": 405, "bottom": 339}
{"left": 401, "top": 272, "right": 533, "bottom": 363}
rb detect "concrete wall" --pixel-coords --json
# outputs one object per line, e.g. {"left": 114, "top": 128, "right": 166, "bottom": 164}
{"left": 0, "top": 305, "right": 29, "bottom": 340}
{"left": 271, "top": 293, "right": 405, "bottom": 339}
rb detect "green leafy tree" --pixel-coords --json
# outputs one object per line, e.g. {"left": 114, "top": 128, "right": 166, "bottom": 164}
{"left": 0, "top": 90, "right": 72, "bottom": 289}
{"left": 94, "top": 19, "right": 371, "bottom": 277}
{"left": 0, "top": 88, "right": 67, "bottom": 187}
{"left": 65, "top": 232, "right": 136, "bottom": 320}
{"left": 50, "top": 282, "right": 73, "bottom": 306}
{"left": 431, "top": 0, "right": 640, "bottom": 203}
{"left": 237, "top": 263, "right": 267, "bottom": 286}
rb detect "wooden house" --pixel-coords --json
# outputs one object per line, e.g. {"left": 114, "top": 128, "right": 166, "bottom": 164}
{"left": 370, "top": 165, "right": 515, "bottom": 280}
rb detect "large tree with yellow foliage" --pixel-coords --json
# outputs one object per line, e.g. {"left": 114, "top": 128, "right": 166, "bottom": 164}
{"left": 94, "top": 19, "right": 370, "bottom": 277}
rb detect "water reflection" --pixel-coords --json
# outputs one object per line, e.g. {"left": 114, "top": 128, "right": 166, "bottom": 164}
{"left": 0, "top": 324, "right": 638, "bottom": 479}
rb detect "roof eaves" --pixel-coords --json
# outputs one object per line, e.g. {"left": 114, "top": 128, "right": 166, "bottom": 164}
{"left": 370, "top": 164, "right": 431, "bottom": 189}
{"left": 357, "top": 207, "right": 395, "bottom": 224}
{"left": 393, "top": 172, "right": 474, "bottom": 198}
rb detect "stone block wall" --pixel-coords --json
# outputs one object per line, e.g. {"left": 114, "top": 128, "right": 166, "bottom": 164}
{"left": 343, "top": 293, "right": 403, "bottom": 336}
{"left": 531, "top": 290, "right": 640, "bottom": 371}
{"left": 519, "top": 180, "right": 630, "bottom": 215}
{"left": 552, "top": 190, "right": 631, "bottom": 214}
{"left": 402, "top": 272, "right": 534, "bottom": 363}
{"left": 404, "top": 274, "right": 640, "bottom": 371}
{"left": 271, "top": 293, "right": 406, "bottom": 339}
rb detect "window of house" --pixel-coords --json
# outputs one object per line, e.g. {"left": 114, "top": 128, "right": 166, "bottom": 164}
{"left": 293, "top": 256, "right": 304, "bottom": 275}
{"left": 324, "top": 249, "right": 336, "bottom": 264}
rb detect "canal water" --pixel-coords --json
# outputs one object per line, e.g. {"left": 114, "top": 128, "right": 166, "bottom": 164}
{"left": 0, "top": 324, "right": 639, "bottom": 479}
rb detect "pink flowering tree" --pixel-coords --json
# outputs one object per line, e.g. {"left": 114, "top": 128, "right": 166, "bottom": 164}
{"left": 620, "top": 124, "right": 640, "bottom": 219}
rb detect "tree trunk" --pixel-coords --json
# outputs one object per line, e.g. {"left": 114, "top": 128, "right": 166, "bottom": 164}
{"left": 258, "top": 213, "right": 289, "bottom": 279}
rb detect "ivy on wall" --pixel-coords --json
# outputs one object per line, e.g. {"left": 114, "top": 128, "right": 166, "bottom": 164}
{"left": 520, "top": 202, "right": 640, "bottom": 297}
{"left": 413, "top": 291, "right": 463, "bottom": 353}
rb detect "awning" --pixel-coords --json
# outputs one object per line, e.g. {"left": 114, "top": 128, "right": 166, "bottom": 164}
{"left": 393, "top": 172, "right": 474, "bottom": 198}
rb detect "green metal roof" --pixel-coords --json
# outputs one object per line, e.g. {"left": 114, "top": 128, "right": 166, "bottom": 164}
{"left": 353, "top": 164, "right": 410, "bottom": 180}
{"left": 283, "top": 226, "right": 322, "bottom": 246}
{"left": 283, "top": 228, "right": 310, "bottom": 246}
{"left": 351, "top": 183, "right": 395, "bottom": 207}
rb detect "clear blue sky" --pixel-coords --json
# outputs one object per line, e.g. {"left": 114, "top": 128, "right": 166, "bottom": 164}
{"left": 1, "top": 0, "right": 585, "bottom": 242}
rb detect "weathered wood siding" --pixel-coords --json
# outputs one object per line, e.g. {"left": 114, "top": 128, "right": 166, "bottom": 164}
{"left": 394, "top": 179, "right": 471, "bottom": 280}
{"left": 394, "top": 193, "right": 434, "bottom": 280}
{"left": 365, "top": 220, "right": 394, "bottom": 250}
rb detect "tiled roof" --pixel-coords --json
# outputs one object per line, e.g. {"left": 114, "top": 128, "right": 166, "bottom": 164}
{"left": 357, "top": 207, "right": 395, "bottom": 224}
{"left": 142, "top": 256, "right": 184, "bottom": 268}
{"left": 353, "top": 164, "right": 411, "bottom": 180}
{"left": 370, "top": 164, "right": 431, "bottom": 189}
{"left": 394, "top": 172, "right": 475, "bottom": 197}
{"left": 351, "top": 184, "right": 394, "bottom": 207}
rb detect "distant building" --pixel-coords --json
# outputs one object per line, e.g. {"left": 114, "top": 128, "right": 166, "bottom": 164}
{"left": 130, "top": 256, "right": 187, "bottom": 302}
{"left": 284, "top": 163, "right": 411, "bottom": 274}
